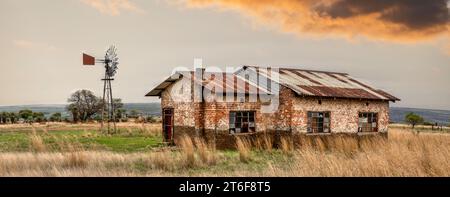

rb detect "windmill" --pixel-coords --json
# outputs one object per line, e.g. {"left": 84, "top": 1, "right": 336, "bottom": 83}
{"left": 83, "top": 46, "right": 119, "bottom": 133}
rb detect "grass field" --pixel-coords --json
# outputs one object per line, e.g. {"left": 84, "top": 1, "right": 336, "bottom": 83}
{"left": 0, "top": 123, "right": 449, "bottom": 177}
{"left": 0, "top": 123, "right": 164, "bottom": 152}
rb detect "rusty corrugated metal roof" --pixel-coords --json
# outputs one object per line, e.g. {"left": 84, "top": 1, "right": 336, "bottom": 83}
{"left": 240, "top": 66, "right": 400, "bottom": 101}
{"left": 145, "top": 70, "right": 270, "bottom": 96}
{"left": 146, "top": 66, "right": 399, "bottom": 102}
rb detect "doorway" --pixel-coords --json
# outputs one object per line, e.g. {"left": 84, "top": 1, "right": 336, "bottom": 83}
{"left": 162, "top": 108, "right": 174, "bottom": 142}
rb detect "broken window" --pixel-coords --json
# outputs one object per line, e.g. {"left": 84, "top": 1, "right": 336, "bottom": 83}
{"left": 229, "top": 111, "right": 256, "bottom": 134}
{"left": 358, "top": 112, "right": 378, "bottom": 132}
{"left": 307, "top": 112, "right": 331, "bottom": 133}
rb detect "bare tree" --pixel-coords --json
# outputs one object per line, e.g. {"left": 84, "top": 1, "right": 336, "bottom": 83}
{"left": 67, "top": 90, "right": 103, "bottom": 122}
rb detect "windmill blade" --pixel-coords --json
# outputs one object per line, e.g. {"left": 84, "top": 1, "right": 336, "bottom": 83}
{"left": 103, "top": 45, "right": 119, "bottom": 77}
{"left": 105, "top": 45, "right": 118, "bottom": 63}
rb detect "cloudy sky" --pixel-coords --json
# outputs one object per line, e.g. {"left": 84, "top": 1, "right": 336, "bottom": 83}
{"left": 0, "top": 0, "right": 449, "bottom": 110}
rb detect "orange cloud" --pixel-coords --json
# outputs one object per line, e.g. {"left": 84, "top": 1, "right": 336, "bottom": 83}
{"left": 185, "top": 0, "right": 449, "bottom": 42}
{"left": 81, "top": 0, "right": 144, "bottom": 16}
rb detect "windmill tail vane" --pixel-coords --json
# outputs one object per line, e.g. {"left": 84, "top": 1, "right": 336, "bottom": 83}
{"left": 82, "top": 45, "right": 119, "bottom": 133}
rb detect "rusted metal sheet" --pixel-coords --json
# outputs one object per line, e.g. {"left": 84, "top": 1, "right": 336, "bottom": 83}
{"left": 242, "top": 66, "right": 400, "bottom": 101}
{"left": 201, "top": 72, "right": 269, "bottom": 94}
{"left": 298, "top": 85, "right": 381, "bottom": 100}
{"left": 373, "top": 89, "right": 400, "bottom": 101}
{"left": 146, "top": 70, "right": 270, "bottom": 97}
{"left": 147, "top": 66, "right": 400, "bottom": 102}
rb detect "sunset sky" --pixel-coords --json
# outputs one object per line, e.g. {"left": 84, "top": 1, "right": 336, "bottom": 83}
{"left": 0, "top": 0, "right": 449, "bottom": 110}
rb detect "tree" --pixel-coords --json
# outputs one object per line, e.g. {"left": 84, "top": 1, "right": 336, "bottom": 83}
{"left": 146, "top": 116, "right": 158, "bottom": 123}
{"left": 32, "top": 112, "right": 46, "bottom": 123}
{"left": 9, "top": 112, "right": 19, "bottom": 124}
{"left": 405, "top": 112, "right": 424, "bottom": 129}
{"left": 19, "top": 109, "right": 33, "bottom": 123}
{"left": 113, "top": 98, "right": 125, "bottom": 121}
{"left": 63, "top": 117, "right": 71, "bottom": 123}
{"left": 0, "top": 112, "right": 6, "bottom": 124}
{"left": 50, "top": 112, "right": 62, "bottom": 122}
{"left": 116, "top": 109, "right": 127, "bottom": 121}
{"left": 97, "top": 98, "right": 125, "bottom": 122}
{"left": 67, "top": 90, "right": 103, "bottom": 122}
{"left": 128, "top": 109, "right": 141, "bottom": 119}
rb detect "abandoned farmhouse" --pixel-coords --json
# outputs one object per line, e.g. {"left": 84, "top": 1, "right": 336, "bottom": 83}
{"left": 146, "top": 66, "right": 400, "bottom": 148}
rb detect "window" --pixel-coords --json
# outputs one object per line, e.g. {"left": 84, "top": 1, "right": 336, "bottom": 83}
{"left": 358, "top": 112, "right": 378, "bottom": 132}
{"left": 307, "top": 112, "right": 330, "bottom": 133}
{"left": 229, "top": 111, "right": 256, "bottom": 134}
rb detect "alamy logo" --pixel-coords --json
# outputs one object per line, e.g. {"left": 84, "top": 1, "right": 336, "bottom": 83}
{"left": 168, "top": 59, "right": 280, "bottom": 113}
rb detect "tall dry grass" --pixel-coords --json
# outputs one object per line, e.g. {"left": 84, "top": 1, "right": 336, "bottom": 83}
{"left": 264, "top": 129, "right": 450, "bottom": 177}
{"left": 255, "top": 134, "right": 273, "bottom": 152}
{"left": 29, "top": 134, "right": 47, "bottom": 153}
{"left": 177, "top": 135, "right": 218, "bottom": 167}
{"left": 194, "top": 138, "right": 217, "bottom": 165}
{"left": 235, "top": 137, "right": 251, "bottom": 163}
{"left": 0, "top": 127, "right": 449, "bottom": 177}
{"left": 178, "top": 135, "right": 196, "bottom": 167}
{"left": 125, "top": 124, "right": 161, "bottom": 137}
{"left": 280, "top": 137, "right": 294, "bottom": 155}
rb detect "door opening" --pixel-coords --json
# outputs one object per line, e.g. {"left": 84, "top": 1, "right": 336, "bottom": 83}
{"left": 163, "top": 108, "right": 174, "bottom": 142}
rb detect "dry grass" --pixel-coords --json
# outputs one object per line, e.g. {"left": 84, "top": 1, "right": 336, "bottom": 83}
{"left": 255, "top": 134, "right": 273, "bottom": 152}
{"left": 194, "top": 138, "right": 217, "bottom": 165}
{"left": 179, "top": 135, "right": 196, "bottom": 167}
{"left": 280, "top": 137, "right": 294, "bottom": 155}
{"left": 235, "top": 137, "right": 251, "bottom": 163}
{"left": 0, "top": 126, "right": 449, "bottom": 177}
{"left": 265, "top": 129, "right": 450, "bottom": 177}
{"left": 128, "top": 124, "right": 161, "bottom": 137}
{"left": 0, "top": 151, "right": 139, "bottom": 176}
{"left": 29, "top": 134, "right": 47, "bottom": 153}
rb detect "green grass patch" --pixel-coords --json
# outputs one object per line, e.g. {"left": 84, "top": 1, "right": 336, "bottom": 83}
{"left": 0, "top": 132, "right": 30, "bottom": 152}
{"left": 0, "top": 128, "right": 164, "bottom": 153}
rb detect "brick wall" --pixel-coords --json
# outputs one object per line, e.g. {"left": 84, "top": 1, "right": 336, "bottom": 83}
{"left": 291, "top": 97, "right": 390, "bottom": 133}
{"left": 161, "top": 77, "right": 196, "bottom": 143}
{"left": 160, "top": 79, "right": 390, "bottom": 147}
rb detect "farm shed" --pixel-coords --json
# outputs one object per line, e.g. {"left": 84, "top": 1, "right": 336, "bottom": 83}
{"left": 146, "top": 66, "right": 400, "bottom": 148}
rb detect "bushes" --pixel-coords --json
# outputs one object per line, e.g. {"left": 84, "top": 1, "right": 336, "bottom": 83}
{"left": 133, "top": 115, "right": 162, "bottom": 124}
{"left": 1, "top": 110, "right": 60, "bottom": 124}
{"left": 0, "top": 112, "right": 20, "bottom": 124}
{"left": 50, "top": 113, "right": 62, "bottom": 122}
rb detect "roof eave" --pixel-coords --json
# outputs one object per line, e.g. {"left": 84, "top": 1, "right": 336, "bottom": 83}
{"left": 294, "top": 93, "right": 400, "bottom": 102}
{"left": 144, "top": 72, "right": 183, "bottom": 97}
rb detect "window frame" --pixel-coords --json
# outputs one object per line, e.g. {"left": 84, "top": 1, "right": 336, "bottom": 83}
{"left": 229, "top": 111, "right": 256, "bottom": 134}
{"left": 307, "top": 111, "right": 331, "bottom": 133}
{"left": 358, "top": 112, "right": 378, "bottom": 132}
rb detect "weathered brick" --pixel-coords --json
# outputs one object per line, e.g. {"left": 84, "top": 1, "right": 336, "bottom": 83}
{"left": 159, "top": 78, "right": 390, "bottom": 149}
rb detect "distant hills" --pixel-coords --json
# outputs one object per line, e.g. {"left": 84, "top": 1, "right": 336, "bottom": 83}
{"left": 390, "top": 107, "right": 450, "bottom": 125}
{"left": 0, "top": 103, "right": 162, "bottom": 118}
{"left": 0, "top": 104, "right": 449, "bottom": 125}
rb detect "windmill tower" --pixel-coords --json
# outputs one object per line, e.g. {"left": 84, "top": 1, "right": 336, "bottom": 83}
{"left": 83, "top": 46, "right": 119, "bottom": 133}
